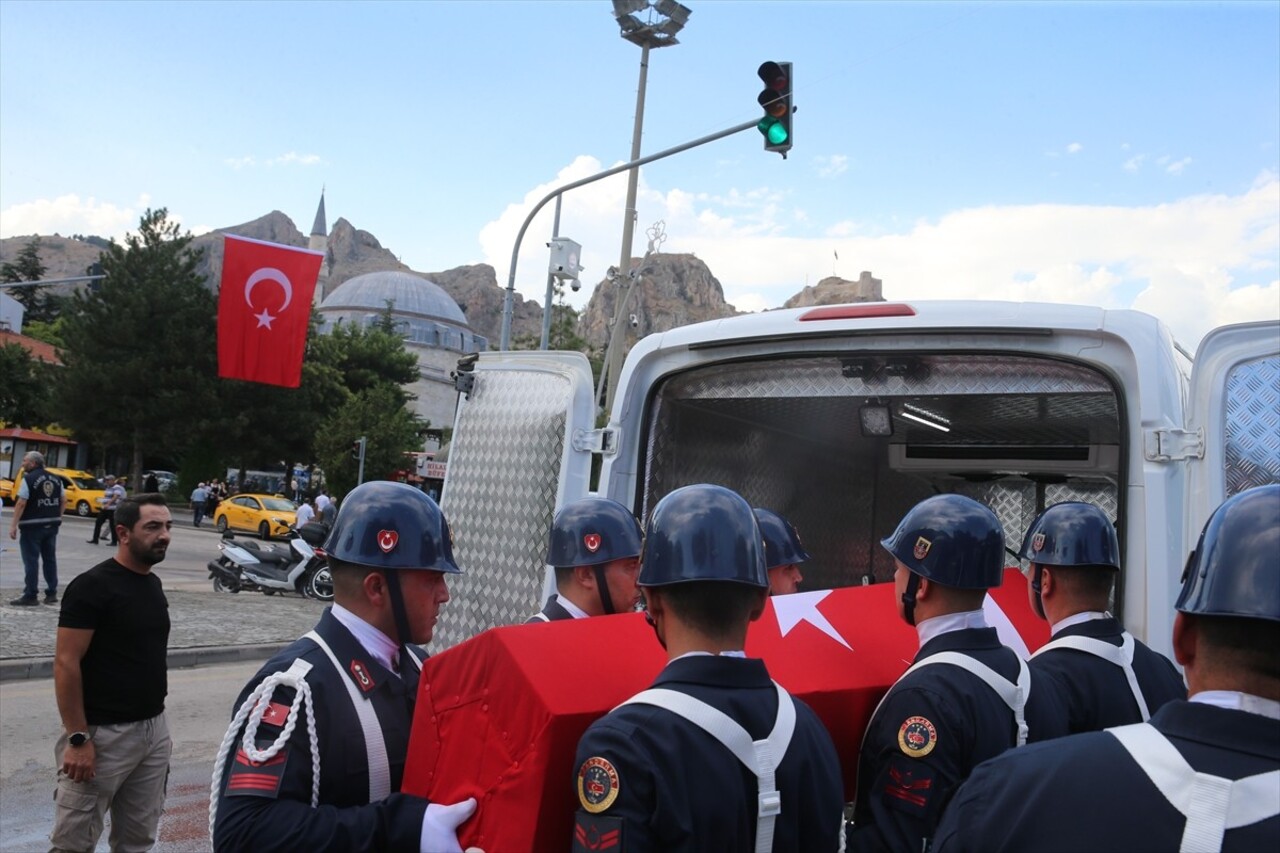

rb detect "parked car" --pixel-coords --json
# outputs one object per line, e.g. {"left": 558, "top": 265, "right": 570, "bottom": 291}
{"left": 0, "top": 477, "right": 13, "bottom": 506}
{"left": 6, "top": 468, "right": 110, "bottom": 516}
{"left": 213, "top": 493, "right": 298, "bottom": 539}
{"left": 144, "top": 469, "right": 178, "bottom": 492}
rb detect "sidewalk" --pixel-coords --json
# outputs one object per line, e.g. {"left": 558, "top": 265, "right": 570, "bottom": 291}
{"left": 0, "top": 588, "right": 326, "bottom": 681}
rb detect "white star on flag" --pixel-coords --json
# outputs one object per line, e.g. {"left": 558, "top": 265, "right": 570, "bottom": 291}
{"left": 254, "top": 309, "right": 276, "bottom": 329}
{"left": 771, "top": 590, "right": 853, "bottom": 651}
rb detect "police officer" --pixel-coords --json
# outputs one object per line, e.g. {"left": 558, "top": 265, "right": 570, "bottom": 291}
{"left": 527, "top": 498, "right": 642, "bottom": 623}
{"left": 1021, "top": 501, "right": 1185, "bottom": 732}
{"left": 211, "top": 481, "right": 478, "bottom": 852}
{"left": 850, "top": 494, "right": 1066, "bottom": 853}
{"left": 571, "top": 484, "right": 844, "bottom": 852}
{"left": 753, "top": 508, "right": 810, "bottom": 595}
{"left": 933, "top": 483, "right": 1280, "bottom": 852}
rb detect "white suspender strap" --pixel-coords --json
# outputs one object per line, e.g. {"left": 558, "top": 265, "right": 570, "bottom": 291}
{"left": 304, "top": 630, "right": 391, "bottom": 802}
{"left": 1108, "top": 722, "right": 1280, "bottom": 852}
{"left": 889, "top": 652, "right": 1031, "bottom": 746}
{"left": 620, "top": 682, "right": 797, "bottom": 853}
{"left": 1032, "top": 631, "right": 1151, "bottom": 720}
{"left": 530, "top": 612, "right": 550, "bottom": 623}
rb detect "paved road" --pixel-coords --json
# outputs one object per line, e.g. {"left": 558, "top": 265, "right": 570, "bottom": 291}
{"left": 0, "top": 660, "right": 264, "bottom": 852}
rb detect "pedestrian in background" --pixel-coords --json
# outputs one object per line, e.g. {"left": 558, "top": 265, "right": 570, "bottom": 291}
{"left": 51, "top": 494, "right": 173, "bottom": 852}
{"left": 8, "top": 450, "right": 63, "bottom": 606}
{"left": 190, "top": 482, "right": 210, "bottom": 528}
{"left": 294, "top": 495, "right": 315, "bottom": 529}
{"left": 144, "top": 472, "right": 159, "bottom": 494}
{"left": 88, "top": 475, "right": 126, "bottom": 546}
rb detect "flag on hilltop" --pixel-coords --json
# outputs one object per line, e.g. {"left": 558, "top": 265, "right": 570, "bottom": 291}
{"left": 217, "top": 235, "right": 323, "bottom": 388}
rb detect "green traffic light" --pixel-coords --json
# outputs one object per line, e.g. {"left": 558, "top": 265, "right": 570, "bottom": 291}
{"left": 758, "top": 117, "right": 789, "bottom": 145}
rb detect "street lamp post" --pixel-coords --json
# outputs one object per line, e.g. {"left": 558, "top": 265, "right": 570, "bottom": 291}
{"left": 604, "top": 0, "right": 691, "bottom": 411}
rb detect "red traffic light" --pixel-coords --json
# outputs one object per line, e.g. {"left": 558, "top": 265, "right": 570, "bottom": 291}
{"left": 757, "top": 61, "right": 789, "bottom": 117}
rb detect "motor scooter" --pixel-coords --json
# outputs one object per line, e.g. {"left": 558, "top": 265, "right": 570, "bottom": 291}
{"left": 207, "top": 526, "right": 332, "bottom": 600}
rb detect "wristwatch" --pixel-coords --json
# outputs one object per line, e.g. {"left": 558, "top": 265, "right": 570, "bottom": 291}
{"left": 68, "top": 731, "right": 92, "bottom": 747}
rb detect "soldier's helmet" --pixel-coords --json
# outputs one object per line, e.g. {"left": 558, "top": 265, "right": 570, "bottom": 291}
{"left": 752, "top": 508, "right": 812, "bottom": 570}
{"left": 1018, "top": 502, "right": 1121, "bottom": 571}
{"left": 547, "top": 498, "right": 643, "bottom": 568}
{"left": 324, "top": 481, "right": 461, "bottom": 574}
{"left": 639, "top": 484, "right": 767, "bottom": 588}
{"left": 882, "top": 493, "right": 1006, "bottom": 589}
{"left": 1176, "top": 484, "right": 1280, "bottom": 621}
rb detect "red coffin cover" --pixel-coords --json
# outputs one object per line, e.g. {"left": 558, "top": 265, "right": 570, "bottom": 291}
{"left": 403, "top": 569, "right": 1047, "bottom": 852}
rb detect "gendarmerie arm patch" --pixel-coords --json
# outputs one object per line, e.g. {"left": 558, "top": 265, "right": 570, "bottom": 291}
{"left": 897, "top": 715, "right": 938, "bottom": 758}
{"left": 572, "top": 814, "right": 622, "bottom": 852}
{"left": 225, "top": 747, "right": 288, "bottom": 798}
{"left": 577, "top": 756, "right": 620, "bottom": 813}
{"left": 882, "top": 756, "right": 939, "bottom": 818}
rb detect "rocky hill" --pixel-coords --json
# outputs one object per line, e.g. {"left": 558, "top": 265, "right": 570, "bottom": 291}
{"left": 3, "top": 216, "right": 883, "bottom": 354}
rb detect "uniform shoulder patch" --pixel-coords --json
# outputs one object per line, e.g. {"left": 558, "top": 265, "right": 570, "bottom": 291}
{"left": 897, "top": 715, "right": 938, "bottom": 758}
{"left": 573, "top": 813, "right": 622, "bottom": 851}
{"left": 881, "top": 755, "right": 940, "bottom": 819}
{"left": 225, "top": 747, "right": 288, "bottom": 799}
{"left": 577, "top": 756, "right": 621, "bottom": 813}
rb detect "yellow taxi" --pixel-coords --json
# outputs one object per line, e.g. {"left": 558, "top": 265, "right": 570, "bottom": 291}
{"left": 214, "top": 493, "right": 299, "bottom": 540}
{"left": 4, "top": 468, "right": 107, "bottom": 516}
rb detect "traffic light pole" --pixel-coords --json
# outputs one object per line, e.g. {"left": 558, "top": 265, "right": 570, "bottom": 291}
{"left": 498, "top": 116, "right": 759, "bottom": 353}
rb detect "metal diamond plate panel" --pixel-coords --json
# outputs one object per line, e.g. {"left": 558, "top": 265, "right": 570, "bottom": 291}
{"left": 436, "top": 370, "right": 571, "bottom": 649}
{"left": 642, "top": 353, "right": 1122, "bottom": 591}
{"left": 1225, "top": 355, "right": 1280, "bottom": 496}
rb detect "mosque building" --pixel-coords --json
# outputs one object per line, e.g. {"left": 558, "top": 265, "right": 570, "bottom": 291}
{"left": 306, "top": 192, "right": 488, "bottom": 430}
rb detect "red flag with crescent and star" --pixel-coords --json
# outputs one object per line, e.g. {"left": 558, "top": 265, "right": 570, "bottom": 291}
{"left": 217, "top": 234, "right": 324, "bottom": 388}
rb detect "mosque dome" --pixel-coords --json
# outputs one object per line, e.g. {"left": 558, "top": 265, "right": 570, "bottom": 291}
{"left": 320, "top": 270, "right": 467, "bottom": 325}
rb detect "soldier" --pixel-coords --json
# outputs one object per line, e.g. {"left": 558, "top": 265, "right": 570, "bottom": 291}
{"left": 572, "top": 484, "right": 844, "bottom": 852}
{"left": 1020, "top": 501, "right": 1185, "bottom": 732}
{"left": 211, "top": 481, "right": 478, "bottom": 852}
{"left": 752, "top": 508, "right": 810, "bottom": 595}
{"left": 934, "top": 484, "right": 1280, "bottom": 852}
{"left": 527, "top": 498, "right": 642, "bottom": 623}
{"left": 849, "top": 494, "right": 1066, "bottom": 853}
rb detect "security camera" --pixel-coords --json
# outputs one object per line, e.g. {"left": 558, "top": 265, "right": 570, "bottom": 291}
{"left": 629, "top": 313, "right": 639, "bottom": 329}
{"left": 570, "top": 278, "right": 582, "bottom": 292}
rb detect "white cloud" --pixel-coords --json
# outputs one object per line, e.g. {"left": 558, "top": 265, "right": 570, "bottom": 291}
{"left": 1066, "top": 142, "right": 1083, "bottom": 154}
{"left": 0, "top": 193, "right": 153, "bottom": 240}
{"left": 1166, "top": 157, "right": 1192, "bottom": 175}
{"left": 480, "top": 168, "right": 1279, "bottom": 352}
{"left": 815, "top": 154, "right": 849, "bottom": 178}
{"left": 224, "top": 151, "right": 323, "bottom": 169}
{"left": 1123, "top": 154, "right": 1146, "bottom": 172}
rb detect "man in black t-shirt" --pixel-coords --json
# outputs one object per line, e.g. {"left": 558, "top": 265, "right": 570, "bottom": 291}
{"left": 52, "top": 494, "right": 173, "bottom": 852}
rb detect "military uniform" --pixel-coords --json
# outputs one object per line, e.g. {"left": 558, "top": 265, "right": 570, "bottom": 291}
{"left": 850, "top": 626, "right": 1067, "bottom": 853}
{"left": 525, "top": 594, "right": 578, "bottom": 623}
{"left": 572, "top": 654, "right": 844, "bottom": 853}
{"left": 1031, "top": 613, "right": 1186, "bottom": 732}
{"left": 933, "top": 697, "right": 1280, "bottom": 852}
{"left": 212, "top": 609, "right": 428, "bottom": 852}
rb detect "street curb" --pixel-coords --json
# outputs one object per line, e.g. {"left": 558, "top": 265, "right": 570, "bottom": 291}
{"left": 0, "top": 643, "right": 290, "bottom": 683}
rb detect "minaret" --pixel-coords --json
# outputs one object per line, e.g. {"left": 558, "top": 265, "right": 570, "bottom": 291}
{"left": 309, "top": 188, "right": 330, "bottom": 305}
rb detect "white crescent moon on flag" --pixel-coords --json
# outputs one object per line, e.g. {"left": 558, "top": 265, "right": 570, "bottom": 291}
{"left": 244, "top": 267, "right": 293, "bottom": 311}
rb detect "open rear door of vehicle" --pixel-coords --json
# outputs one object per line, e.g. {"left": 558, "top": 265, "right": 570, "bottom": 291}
{"left": 436, "top": 351, "right": 598, "bottom": 649}
{"left": 1184, "top": 320, "right": 1280, "bottom": 569}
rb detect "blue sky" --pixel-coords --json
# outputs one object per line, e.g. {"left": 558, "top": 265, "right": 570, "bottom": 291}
{"left": 1, "top": 0, "right": 1276, "bottom": 348}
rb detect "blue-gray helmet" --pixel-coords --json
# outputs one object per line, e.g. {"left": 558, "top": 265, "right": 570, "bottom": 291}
{"left": 1019, "top": 502, "right": 1121, "bottom": 570}
{"left": 882, "top": 494, "right": 1006, "bottom": 589}
{"left": 548, "top": 498, "right": 642, "bottom": 568}
{"left": 323, "top": 481, "right": 461, "bottom": 574}
{"left": 753, "top": 508, "right": 811, "bottom": 570}
{"left": 639, "top": 484, "right": 767, "bottom": 588}
{"left": 1176, "top": 484, "right": 1280, "bottom": 622}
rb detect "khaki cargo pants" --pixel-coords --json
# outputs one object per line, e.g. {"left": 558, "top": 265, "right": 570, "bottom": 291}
{"left": 50, "top": 712, "right": 172, "bottom": 853}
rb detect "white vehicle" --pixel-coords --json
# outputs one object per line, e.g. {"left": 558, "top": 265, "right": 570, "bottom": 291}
{"left": 434, "top": 302, "right": 1279, "bottom": 659}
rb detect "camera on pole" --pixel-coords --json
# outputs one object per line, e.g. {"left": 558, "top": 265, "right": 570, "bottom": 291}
{"left": 757, "top": 61, "right": 794, "bottom": 158}
{"left": 548, "top": 237, "right": 584, "bottom": 281}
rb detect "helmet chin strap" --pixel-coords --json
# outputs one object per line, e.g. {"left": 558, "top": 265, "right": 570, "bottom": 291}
{"left": 902, "top": 573, "right": 921, "bottom": 627}
{"left": 593, "top": 565, "right": 616, "bottom": 615}
{"left": 382, "top": 569, "right": 415, "bottom": 674}
{"left": 1030, "top": 564, "right": 1046, "bottom": 619}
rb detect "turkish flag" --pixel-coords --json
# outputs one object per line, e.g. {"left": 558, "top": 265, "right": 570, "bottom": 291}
{"left": 217, "top": 235, "right": 323, "bottom": 388}
{"left": 403, "top": 569, "right": 1049, "bottom": 851}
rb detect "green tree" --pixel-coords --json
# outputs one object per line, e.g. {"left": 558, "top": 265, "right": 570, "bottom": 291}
{"left": 511, "top": 282, "right": 602, "bottom": 382}
{"left": 0, "top": 237, "right": 56, "bottom": 323}
{"left": 0, "top": 343, "right": 54, "bottom": 428}
{"left": 54, "top": 208, "right": 218, "bottom": 488}
{"left": 315, "top": 383, "right": 425, "bottom": 497}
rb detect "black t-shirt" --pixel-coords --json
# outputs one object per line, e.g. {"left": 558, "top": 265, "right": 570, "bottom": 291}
{"left": 59, "top": 559, "right": 170, "bottom": 724}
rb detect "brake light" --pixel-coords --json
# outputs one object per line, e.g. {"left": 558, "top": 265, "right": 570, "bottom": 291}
{"left": 798, "top": 303, "right": 916, "bottom": 321}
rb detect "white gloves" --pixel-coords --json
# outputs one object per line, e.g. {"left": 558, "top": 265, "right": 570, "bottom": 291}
{"left": 420, "top": 797, "right": 478, "bottom": 853}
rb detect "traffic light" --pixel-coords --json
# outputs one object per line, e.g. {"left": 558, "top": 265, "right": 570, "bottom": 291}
{"left": 351, "top": 437, "right": 366, "bottom": 461}
{"left": 757, "top": 61, "right": 793, "bottom": 157}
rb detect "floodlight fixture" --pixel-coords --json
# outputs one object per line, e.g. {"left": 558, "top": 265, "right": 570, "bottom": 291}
{"left": 612, "top": 0, "right": 647, "bottom": 17}
{"left": 655, "top": 0, "right": 692, "bottom": 26}
{"left": 859, "top": 404, "right": 893, "bottom": 437}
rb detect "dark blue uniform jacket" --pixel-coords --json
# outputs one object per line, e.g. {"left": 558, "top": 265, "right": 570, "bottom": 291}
{"left": 1031, "top": 616, "right": 1186, "bottom": 733}
{"left": 572, "top": 654, "right": 844, "bottom": 852}
{"left": 213, "top": 608, "right": 428, "bottom": 852}
{"left": 526, "top": 594, "right": 576, "bottom": 623}
{"left": 933, "top": 700, "right": 1280, "bottom": 852}
{"left": 850, "top": 627, "right": 1068, "bottom": 853}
